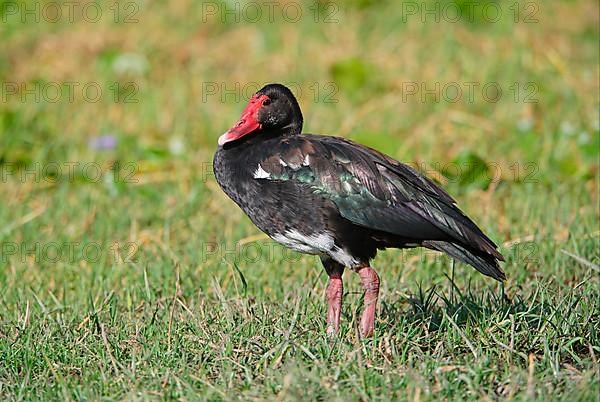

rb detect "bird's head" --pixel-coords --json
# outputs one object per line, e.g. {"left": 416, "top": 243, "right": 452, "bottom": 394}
{"left": 218, "top": 83, "right": 303, "bottom": 147}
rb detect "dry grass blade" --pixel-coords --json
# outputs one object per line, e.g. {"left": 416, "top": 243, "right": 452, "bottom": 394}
{"left": 561, "top": 250, "right": 600, "bottom": 273}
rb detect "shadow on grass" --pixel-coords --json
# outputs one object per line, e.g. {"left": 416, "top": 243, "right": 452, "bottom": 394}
{"left": 379, "top": 278, "right": 545, "bottom": 334}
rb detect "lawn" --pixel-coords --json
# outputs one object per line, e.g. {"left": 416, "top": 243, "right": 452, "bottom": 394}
{"left": 0, "top": 0, "right": 599, "bottom": 400}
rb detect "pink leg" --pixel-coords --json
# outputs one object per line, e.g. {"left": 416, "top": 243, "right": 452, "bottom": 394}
{"left": 357, "top": 266, "right": 380, "bottom": 337}
{"left": 326, "top": 274, "right": 343, "bottom": 335}
{"left": 322, "top": 258, "right": 344, "bottom": 335}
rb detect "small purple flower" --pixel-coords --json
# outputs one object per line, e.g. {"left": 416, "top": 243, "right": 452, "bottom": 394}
{"left": 89, "top": 135, "right": 117, "bottom": 151}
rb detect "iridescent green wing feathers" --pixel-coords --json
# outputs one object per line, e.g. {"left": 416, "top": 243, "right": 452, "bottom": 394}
{"left": 256, "top": 135, "right": 503, "bottom": 261}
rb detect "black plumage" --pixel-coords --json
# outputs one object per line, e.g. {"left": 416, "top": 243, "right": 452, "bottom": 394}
{"left": 213, "top": 83, "right": 505, "bottom": 281}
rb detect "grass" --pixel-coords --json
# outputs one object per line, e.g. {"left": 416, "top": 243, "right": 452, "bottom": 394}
{"left": 0, "top": 0, "right": 599, "bottom": 400}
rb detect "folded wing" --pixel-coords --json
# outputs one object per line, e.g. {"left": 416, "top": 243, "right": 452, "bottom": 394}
{"left": 256, "top": 135, "right": 505, "bottom": 280}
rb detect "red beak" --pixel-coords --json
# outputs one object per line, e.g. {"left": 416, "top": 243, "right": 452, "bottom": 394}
{"left": 218, "top": 94, "right": 269, "bottom": 146}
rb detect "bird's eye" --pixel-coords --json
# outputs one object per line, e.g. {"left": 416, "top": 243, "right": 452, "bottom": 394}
{"left": 262, "top": 98, "right": 271, "bottom": 106}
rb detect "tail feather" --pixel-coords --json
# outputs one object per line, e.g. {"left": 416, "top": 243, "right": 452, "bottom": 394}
{"left": 423, "top": 240, "right": 506, "bottom": 281}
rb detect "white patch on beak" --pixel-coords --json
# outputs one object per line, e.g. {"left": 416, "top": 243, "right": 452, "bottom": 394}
{"left": 218, "top": 132, "right": 229, "bottom": 146}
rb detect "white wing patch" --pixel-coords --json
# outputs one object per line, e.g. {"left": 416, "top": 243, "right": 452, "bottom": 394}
{"left": 272, "top": 229, "right": 360, "bottom": 267}
{"left": 330, "top": 247, "right": 360, "bottom": 267}
{"left": 253, "top": 164, "right": 271, "bottom": 179}
{"left": 272, "top": 230, "right": 334, "bottom": 254}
